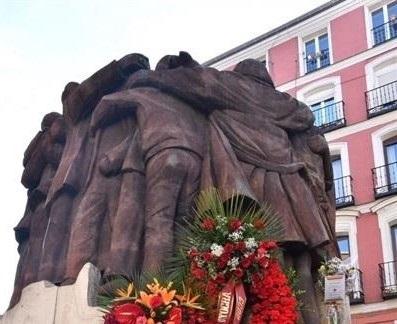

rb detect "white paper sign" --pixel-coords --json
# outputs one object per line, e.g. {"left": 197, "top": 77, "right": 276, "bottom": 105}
{"left": 324, "top": 274, "right": 345, "bottom": 302}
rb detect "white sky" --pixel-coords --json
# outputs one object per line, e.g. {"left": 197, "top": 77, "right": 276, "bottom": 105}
{"left": 0, "top": 0, "right": 329, "bottom": 313}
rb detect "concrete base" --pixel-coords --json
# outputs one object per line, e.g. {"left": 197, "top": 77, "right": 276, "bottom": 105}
{"left": 0, "top": 263, "right": 104, "bottom": 324}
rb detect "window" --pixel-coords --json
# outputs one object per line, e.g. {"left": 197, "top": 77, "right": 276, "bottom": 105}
{"left": 371, "top": 122, "right": 397, "bottom": 197}
{"left": 297, "top": 77, "right": 344, "bottom": 132}
{"left": 365, "top": 52, "right": 397, "bottom": 116}
{"left": 384, "top": 138, "right": 397, "bottom": 190}
{"left": 337, "top": 235, "right": 350, "bottom": 261}
{"left": 374, "top": 199, "right": 397, "bottom": 297}
{"left": 310, "top": 97, "right": 342, "bottom": 128}
{"left": 372, "top": 138, "right": 397, "bottom": 197}
{"left": 333, "top": 155, "right": 344, "bottom": 203}
{"left": 391, "top": 225, "right": 397, "bottom": 260}
{"left": 371, "top": 1, "right": 397, "bottom": 45}
{"left": 304, "top": 33, "right": 330, "bottom": 73}
{"left": 331, "top": 154, "right": 354, "bottom": 208}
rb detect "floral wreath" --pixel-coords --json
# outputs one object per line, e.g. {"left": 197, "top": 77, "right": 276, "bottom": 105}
{"left": 98, "top": 189, "right": 299, "bottom": 324}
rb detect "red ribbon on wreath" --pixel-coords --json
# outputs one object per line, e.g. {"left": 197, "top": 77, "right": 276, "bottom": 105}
{"left": 216, "top": 280, "right": 247, "bottom": 324}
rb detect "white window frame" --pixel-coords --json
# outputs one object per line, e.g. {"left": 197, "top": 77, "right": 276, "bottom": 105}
{"left": 328, "top": 142, "right": 351, "bottom": 178}
{"left": 371, "top": 121, "right": 397, "bottom": 192}
{"left": 365, "top": 0, "right": 397, "bottom": 47}
{"left": 297, "top": 76, "right": 343, "bottom": 128}
{"left": 374, "top": 196, "right": 397, "bottom": 264}
{"left": 328, "top": 142, "right": 353, "bottom": 205}
{"left": 335, "top": 213, "right": 359, "bottom": 267}
{"left": 298, "top": 23, "right": 333, "bottom": 76}
{"left": 297, "top": 76, "right": 342, "bottom": 104}
{"left": 365, "top": 49, "right": 397, "bottom": 90}
{"left": 372, "top": 121, "right": 397, "bottom": 168}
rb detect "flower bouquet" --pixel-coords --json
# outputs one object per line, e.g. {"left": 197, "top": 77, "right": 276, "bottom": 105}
{"left": 168, "top": 189, "right": 298, "bottom": 323}
{"left": 100, "top": 277, "right": 210, "bottom": 324}
{"left": 99, "top": 189, "right": 299, "bottom": 323}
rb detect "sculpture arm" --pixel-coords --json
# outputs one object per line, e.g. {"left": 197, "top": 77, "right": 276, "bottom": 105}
{"left": 64, "top": 60, "right": 126, "bottom": 123}
{"left": 274, "top": 92, "right": 314, "bottom": 131}
{"left": 90, "top": 91, "right": 138, "bottom": 134}
{"left": 126, "top": 67, "right": 229, "bottom": 113}
{"left": 99, "top": 136, "right": 131, "bottom": 176}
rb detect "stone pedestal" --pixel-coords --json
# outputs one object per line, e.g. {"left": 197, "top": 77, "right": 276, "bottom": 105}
{"left": 0, "top": 263, "right": 103, "bottom": 324}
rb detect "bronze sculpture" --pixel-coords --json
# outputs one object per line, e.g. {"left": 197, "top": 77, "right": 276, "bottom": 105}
{"left": 9, "top": 52, "right": 337, "bottom": 323}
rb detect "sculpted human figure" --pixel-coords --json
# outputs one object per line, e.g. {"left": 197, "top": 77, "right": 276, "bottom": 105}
{"left": 10, "top": 112, "right": 65, "bottom": 307}
{"left": 39, "top": 54, "right": 149, "bottom": 283}
{"left": 65, "top": 114, "right": 146, "bottom": 280}
{"left": 8, "top": 52, "right": 338, "bottom": 324}
{"left": 121, "top": 57, "right": 336, "bottom": 323}
{"left": 91, "top": 52, "right": 207, "bottom": 270}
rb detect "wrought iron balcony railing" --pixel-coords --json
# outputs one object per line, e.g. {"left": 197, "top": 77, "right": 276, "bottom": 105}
{"left": 379, "top": 260, "right": 397, "bottom": 299}
{"left": 334, "top": 175, "right": 354, "bottom": 208}
{"left": 372, "top": 162, "right": 397, "bottom": 198}
{"left": 372, "top": 18, "right": 397, "bottom": 46}
{"left": 366, "top": 80, "right": 397, "bottom": 117}
{"left": 348, "top": 268, "right": 365, "bottom": 305}
{"left": 312, "top": 101, "right": 345, "bottom": 133}
{"left": 304, "top": 48, "right": 330, "bottom": 74}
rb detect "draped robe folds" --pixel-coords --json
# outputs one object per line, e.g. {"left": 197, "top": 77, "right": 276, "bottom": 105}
{"left": 91, "top": 86, "right": 207, "bottom": 268}
{"left": 10, "top": 116, "right": 65, "bottom": 308}
{"left": 39, "top": 60, "right": 136, "bottom": 283}
{"left": 127, "top": 66, "right": 336, "bottom": 250}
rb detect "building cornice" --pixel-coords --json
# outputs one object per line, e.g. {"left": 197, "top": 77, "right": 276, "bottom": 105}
{"left": 203, "top": 0, "right": 363, "bottom": 70}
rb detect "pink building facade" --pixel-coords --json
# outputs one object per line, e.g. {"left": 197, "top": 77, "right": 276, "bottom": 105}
{"left": 205, "top": 0, "right": 397, "bottom": 322}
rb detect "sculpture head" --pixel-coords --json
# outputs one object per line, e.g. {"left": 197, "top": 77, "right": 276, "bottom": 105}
{"left": 155, "top": 51, "right": 200, "bottom": 71}
{"left": 61, "top": 81, "right": 79, "bottom": 104}
{"left": 233, "top": 59, "right": 274, "bottom": 88}
{"left": 118, "top": 53, "right": 150, "bottom": 75}
{"left": 41, "top": 112, "right": 63, "bottom": 131}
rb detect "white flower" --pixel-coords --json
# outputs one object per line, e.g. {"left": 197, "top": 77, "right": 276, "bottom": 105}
{"left": 227, "top": 257, "right": 240, "bottom": 270}
{"left": 215, "top": 214, "right": 227, "bottom": 225}
{"left": 210, "top": 243, "right": 224, "bottom": 257}
{"left": 245, "top": 237, "right": 257, "bottom": 249}
{"left": 228, "top": 230, "right": 243, "bottom": 242}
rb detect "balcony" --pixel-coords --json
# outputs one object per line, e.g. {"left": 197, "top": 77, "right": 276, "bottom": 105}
{"left": 379, "top": 261, "right": 397, "bottom": 299}
{"left": 304, "top": 48, "right": 330, "bottom": 74}
{"left": 372, "top": 18, "right": 397, "bottom": 46}
{"left": 366, "top": 80, "right": 397, "bottom": 117}
{"left": 372, "top": 162, "right": 397, "bottom": 198}
{"left": 348, "top": 268, "right": 365, "bottom": 305}
{"left": 334, "top": 175, "right": 354, "bottom": 208}
{"left": 312, "top": 101, "right": 345, "bottom": 133}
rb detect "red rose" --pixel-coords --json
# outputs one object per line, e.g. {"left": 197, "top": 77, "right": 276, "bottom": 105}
{"left": 234, "top": 267, "right": 244, "bottom": 278}
{"left": 166, "top": 306, "right": 182, "bottom": 324}
{"left": 259, "top": 241, "right": 277, "bottom": 250}
{"left": 201, "top": 218, "right": 216, "bottom": 231}
{"left": 218, "top": 252, "right": 230, "bottom": 269}
{"left": 203, "top": 252, "right": 213, "bottom": 262}
{"left": 136, "top": 317, "right": 147, "bottom": 324}
{"left": 241, "top": 256, "right": 253, "bottom": 269}
{"left": 149, "top": 294, "right": 163, "bottom": 309}
{"left": 206, "top": 281, "right": 219, "bottom": 297}
{"left": 113, "top": 303, "right": 145, "bottom": 324}
{"left": 224, "top": 243, "right": 234, "bottom": 254}
{"left": 215, "top": 273, "right": 226, "bottom": 284}
{"left": 236, "top": 241, "right": 245, "bottom": 251}
{"left": 191, "top": 266, "right": 206, "bottom": 280}
{"left": 253, "top": 219, "right": 265, "bottom": 230}
{"left": 228, "top": 218, "right": 242, "bottom": 232}
{"left": 104, "top": 312, "right": 118, "bottom": 324}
